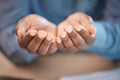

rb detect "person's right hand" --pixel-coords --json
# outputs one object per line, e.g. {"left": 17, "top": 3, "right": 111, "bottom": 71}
{"left": 15, "top": 14, "right": 57, "bottom": 55}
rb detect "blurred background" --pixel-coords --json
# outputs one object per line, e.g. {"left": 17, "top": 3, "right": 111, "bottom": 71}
{"left": 0, "top": 0, "right": 120, "bottom": 80}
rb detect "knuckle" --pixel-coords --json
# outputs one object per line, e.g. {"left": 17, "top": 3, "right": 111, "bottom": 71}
{"left": 86, "top": 35, "right": 96, "bottom": 44}
{"left": 27, "top": 45, "right": 35, "bottom": 53}
{"left": 66, "top": 45, "right": 76, "bottom": 51}
{"left": 79, "top": 29, "right": 86, "bottom": 35}
{"left": 37, "top": 48, "right": 47, "bottom": 56}
{"left": 49, "top": 46, "right": 57, "bottom": 54}
{"left": 76, "top": 41, "right": 86, "bottom": 49}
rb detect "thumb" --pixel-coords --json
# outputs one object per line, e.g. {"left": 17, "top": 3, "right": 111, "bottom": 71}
{"left": 87, "top": 16, "right": 97, "bottom": 35}
{"left": 15, "top": 19, "right": 27, "bottom": 39}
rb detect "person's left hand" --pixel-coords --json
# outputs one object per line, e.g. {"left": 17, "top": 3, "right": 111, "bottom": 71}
{"left": 57, "top": 12, "right": 96, "bottom": 53}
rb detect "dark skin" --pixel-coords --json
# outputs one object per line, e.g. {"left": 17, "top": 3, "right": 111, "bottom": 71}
{"left": 15, "top": 12, "right": 96, "bottom": 55}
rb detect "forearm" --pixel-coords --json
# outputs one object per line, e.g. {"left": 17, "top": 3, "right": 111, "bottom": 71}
{"left": 88, "top": 0, "right": 120, "bottom": 60}
{"left": 87, "top": 21, "right": 120, "bottom": 60}
{"left": 0, "top": 0, "right": 38, "bottom": 65}
{"left": 0, "top": 24, "right": 38, "bottom": 65}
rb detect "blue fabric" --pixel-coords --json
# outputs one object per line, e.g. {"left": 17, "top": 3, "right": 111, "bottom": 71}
{"left": 0, "top": 0, "right": 120, "bottom": 64}
{"left": 88, "top": 21, "right": 120, "bottom": 60}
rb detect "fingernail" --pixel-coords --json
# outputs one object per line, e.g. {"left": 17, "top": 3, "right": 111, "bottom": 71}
{"left": 46, "top": 33, "right": 53, "bottom": 41}
{"left": 60, "top": 31, "right": 67, "bottom": 39}
{"left": 29, "top": 29, "right": 37, "bottom": 36}
{"left": 75, "top": 26, "right": 81, "bottom": 31}
{"left": 65, "top": 26, "right": 72, "bottom": 33}
{"left": 38, "top": 31, "right": 47, "bottom": 39}
{"left": 56, "top": 37, "right": 61, "bottom": 43}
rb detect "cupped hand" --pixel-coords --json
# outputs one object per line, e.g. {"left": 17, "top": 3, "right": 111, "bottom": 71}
{"left": 57, "top": 12, "right": 96, "bottom": 53}
{"left": 15, "top": 14, "right": 57, "bottom": 55}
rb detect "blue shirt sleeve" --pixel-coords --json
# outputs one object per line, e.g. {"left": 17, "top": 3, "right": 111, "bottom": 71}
{"left": 87, "top": 21, "right": 120, "bottom": 60}
{"left": 0, "top": 0, "right": 38, "bottom": 65}
{"left": 87, "top": 0, "right": 120, "bottom": 60}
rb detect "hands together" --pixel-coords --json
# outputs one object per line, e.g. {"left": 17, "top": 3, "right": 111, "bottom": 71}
{"left": 15, "top": 12, "right": 96, "bottom": 55}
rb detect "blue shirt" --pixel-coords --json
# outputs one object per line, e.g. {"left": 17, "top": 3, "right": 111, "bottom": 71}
{"left": 0, "top": 0, "right": 120, "bottom": 64}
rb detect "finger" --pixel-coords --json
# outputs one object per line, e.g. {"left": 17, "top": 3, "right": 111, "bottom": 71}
{"left": 69, "top": 13, "right": 96, "bottom": 35}
{"left": 15, "top": 19, "right": 27, "bottom": 38}
{"left": 15, "top": 20, "right": 25, "bottom": 37}
{"left": 27, "top": 31, "right": 47, "bottom": 53}
{"left": 87, "top": 23, "right": 97, "bottom": 35}
{"left": 60, "top": 31, "right": 77, "bottom": 52}
{"left": 74, "top": 25, "right": 96, "bottom": 44}
{"left": 20, "top": 29, "right": 37, "bottom": 48}
{"left": 65, "top": 25, "right": 87, "bottom": 50}
{"left": 15, "top": 19, "right": 28, "bottom": 47}
{"left": 86, "top": 16, "right": 96, "bottom": 34}
{"left": 47, "top": 40, "right": 57, "bottom": 55}
{"left": 56, "top": 37, "right": 66, "bottom": 51}
{"left": 37, "top": 33, "right": 53, "bottom": 55}
{"left": 80, "top": 17, "right": 96, "bottom": 34}
{"left": 17, "top": 29, "right": 25, "bottom": 40}
{"left": 77, "top": 13, "right": 96, "bottom": 35}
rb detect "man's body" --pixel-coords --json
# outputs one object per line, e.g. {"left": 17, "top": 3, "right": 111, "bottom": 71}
{"left": 0, "top": 0, "right": 120, "bottom": 65}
